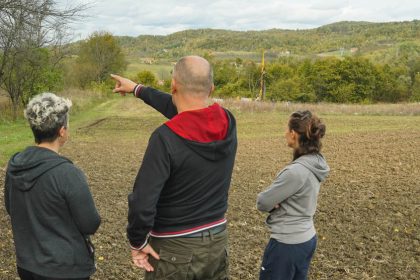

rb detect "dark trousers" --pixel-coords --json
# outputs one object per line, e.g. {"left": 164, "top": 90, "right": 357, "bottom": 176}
{"left": 17, "top": 267, "right": 89, "bottom": 280}
{"left": 259, "top": 235, "right": 317, "bottom": 280}
{"left": 145, "top": 229, "right": 229, "bottom": 280}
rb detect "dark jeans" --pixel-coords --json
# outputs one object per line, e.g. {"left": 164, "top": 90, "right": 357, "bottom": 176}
{"left": 17, "top": 267, "right": 89, "bottom": 280}
{"left": 259, "top": 235, "right": 317, "bottom": 280}
{"left": 145, "top": 229, "right": 229, "bottom": 280}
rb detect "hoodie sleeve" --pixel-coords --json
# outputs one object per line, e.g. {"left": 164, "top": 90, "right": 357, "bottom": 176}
{"left": 135, "top": 85, "right": 178, "bottom": 119}
{"left": 63, "top": 165, "right": 101, "bottom": 235}
{"left": 256, "top": 167, "right": 306, "bottom": 212}
{"left": 127, "top": 130, "right": 171, "bottom": 250}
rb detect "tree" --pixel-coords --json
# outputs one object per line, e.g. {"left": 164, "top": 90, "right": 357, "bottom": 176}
{"left": 374, "top": 64, "right": 409, "bottom": 102}
{"left": 407, "top": 58, "right": 420, "bottom": 87}
{"left": 76, "top": 32, "right": 127, "bottom": 88}
{"left": 213, "top": 60, "right": 237, "bottom": 88}
{"left": 410, "top": 73, "right": 420, "bottom": 101}
{"left": 2, "top": 47, "right": 63, "bottom": 114}
{"left": 268, "top": 78, "right": 300, "bottom": 101}
{"left": 135, "top": 70, "right": 157, "bottom": 87}
{"left": 242, "top": 61, "right": 259, "bottom": 97}
{"left": 336, "top": 57, "right": 377, "bottom": 103}
{"left": 304, "top": 58, "right": 341, "bottom": 102}
{"left": 0, "top": 0, "right": 86, "bottom": 118}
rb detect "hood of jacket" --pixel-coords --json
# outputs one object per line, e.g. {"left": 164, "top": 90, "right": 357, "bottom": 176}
{"left": 7, "top": 146, "right": 71, "bottom": 191}
{"left": 165, "top": 103, "right": 237, "bottom": 161}
{"left": 293, "top": 153, "right": 330, "bottom": 182}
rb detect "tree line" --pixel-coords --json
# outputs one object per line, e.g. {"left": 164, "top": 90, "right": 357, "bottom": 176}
{"left": 1, "top": 2, "right": 419, "bottom": 121}
{"left": 209, "top": 56, "right": 420, "bottom": 103}
{"left": 137, "top": 55, "right": 420, "bottom": 103}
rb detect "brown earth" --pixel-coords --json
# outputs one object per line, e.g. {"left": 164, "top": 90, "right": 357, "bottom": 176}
{"left": 1, "top": 99, "right": 419, "bottom": 279}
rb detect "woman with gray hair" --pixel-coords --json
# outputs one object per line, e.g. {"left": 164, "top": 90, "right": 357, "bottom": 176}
{"left": 4, "top": 93, "right": 101, "bottom": 280}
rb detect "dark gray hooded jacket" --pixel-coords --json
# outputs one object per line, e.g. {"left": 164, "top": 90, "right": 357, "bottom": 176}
{"left": 257, "top": 153, "right": 329, "bottom": 244}
{"left": 4, "top": 146, "right": 100, "bottom": 278}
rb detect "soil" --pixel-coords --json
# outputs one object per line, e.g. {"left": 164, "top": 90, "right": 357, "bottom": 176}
{"left": 1, "top": 101, "right": 419, "bottom": 279}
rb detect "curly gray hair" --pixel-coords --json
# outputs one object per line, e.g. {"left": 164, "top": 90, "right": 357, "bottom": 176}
{"left": 24, "top": 93, "right": 72, "bottom": 143}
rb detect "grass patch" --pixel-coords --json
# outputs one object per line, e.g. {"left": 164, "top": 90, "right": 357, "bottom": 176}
{"left": 0, "top": 89, "right": 117, "bottom": 166}
{"left": 0, "top": 120, "right": 33, "bottom": 165}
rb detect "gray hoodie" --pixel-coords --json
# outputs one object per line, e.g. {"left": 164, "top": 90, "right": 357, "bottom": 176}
{"left": 257, "top": 153, "right": 329, "bottom": 244}
{"left": 5, "top": 146, "right": 100, "bottom": 278}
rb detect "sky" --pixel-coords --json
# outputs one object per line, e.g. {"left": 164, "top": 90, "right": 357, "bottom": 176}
{"left": 62, "top": 0, "right": 420, "bottom": 40}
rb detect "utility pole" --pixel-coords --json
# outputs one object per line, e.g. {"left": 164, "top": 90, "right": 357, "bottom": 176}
{"left": 258, "top": 50, "right": 266, "bottom": 101}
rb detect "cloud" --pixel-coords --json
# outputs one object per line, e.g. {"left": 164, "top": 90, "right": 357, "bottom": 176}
{"left": 65, "top": 0, "right": 420, "bottom": 39}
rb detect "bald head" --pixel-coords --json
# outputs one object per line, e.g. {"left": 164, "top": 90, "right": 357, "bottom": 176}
{"left": 172, "top": 56, "right": 214, "bottom": 96}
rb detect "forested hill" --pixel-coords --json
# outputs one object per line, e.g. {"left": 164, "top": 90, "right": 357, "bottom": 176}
{"left": 117, "top": 20, "right": 420, "bottom": 60}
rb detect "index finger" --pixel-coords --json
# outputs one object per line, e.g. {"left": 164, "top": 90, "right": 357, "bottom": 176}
{"left": 110, "top": 74, "right": 122, "bottom": 81}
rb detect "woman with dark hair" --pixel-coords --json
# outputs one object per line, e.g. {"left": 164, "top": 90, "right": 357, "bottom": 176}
{"left": 257, "top": 110, "right": 330, "bottom": 280}
{"left": 4, "top": 93, "right": 101, "bottom": 280}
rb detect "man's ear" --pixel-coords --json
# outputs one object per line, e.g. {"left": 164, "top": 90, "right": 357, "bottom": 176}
{"left": 171, "top": 78, "right": 177, "bottom": 95}
{"left": 208, "top": 84, "right": 215, "bottom": 97}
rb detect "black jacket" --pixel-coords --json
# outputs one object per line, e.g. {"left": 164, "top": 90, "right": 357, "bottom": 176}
{"left": 4, "top": 146, "right": 100, "bottom": 278}
{"left": 127, "top": 87, "right": 237, "bottom": 248}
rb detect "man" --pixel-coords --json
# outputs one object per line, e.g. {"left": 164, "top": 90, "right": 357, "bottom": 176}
{"left": 111, "top": 56, "right": 237, "bottom": 279}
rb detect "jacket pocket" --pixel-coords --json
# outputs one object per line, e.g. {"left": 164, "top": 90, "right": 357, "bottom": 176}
{"left": 155, "top": 249, "right": 192, "bottom": 280}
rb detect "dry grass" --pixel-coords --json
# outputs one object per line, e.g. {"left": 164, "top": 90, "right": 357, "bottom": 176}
{"left": 58, "top": 88, "right": 111, "bottom": 114}
{"left": 3, "top": 91, "right": 420, "bottom": 120}
{"left": 217, "top": 99, "right": 420, "bottom": 116}
{"left": 0, "top": 93, "right": 18, "bottom": 121}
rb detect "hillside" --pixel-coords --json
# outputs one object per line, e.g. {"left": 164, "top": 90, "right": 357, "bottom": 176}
{"left": 116, "top": 20, "right": 420, "bottom": 62}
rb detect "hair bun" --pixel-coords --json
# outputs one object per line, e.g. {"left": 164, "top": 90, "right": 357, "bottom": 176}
{"left": 310, "top": 119, "right": 326, "bottom": 140}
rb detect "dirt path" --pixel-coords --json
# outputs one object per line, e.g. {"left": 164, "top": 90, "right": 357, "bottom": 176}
{"left": 1, "top": 99, "right": 419, "bottom": 279}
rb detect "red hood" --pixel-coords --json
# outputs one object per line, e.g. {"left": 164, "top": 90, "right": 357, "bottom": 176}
{"left": 165, "top": 103, "right": 229, "bottom": 143}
